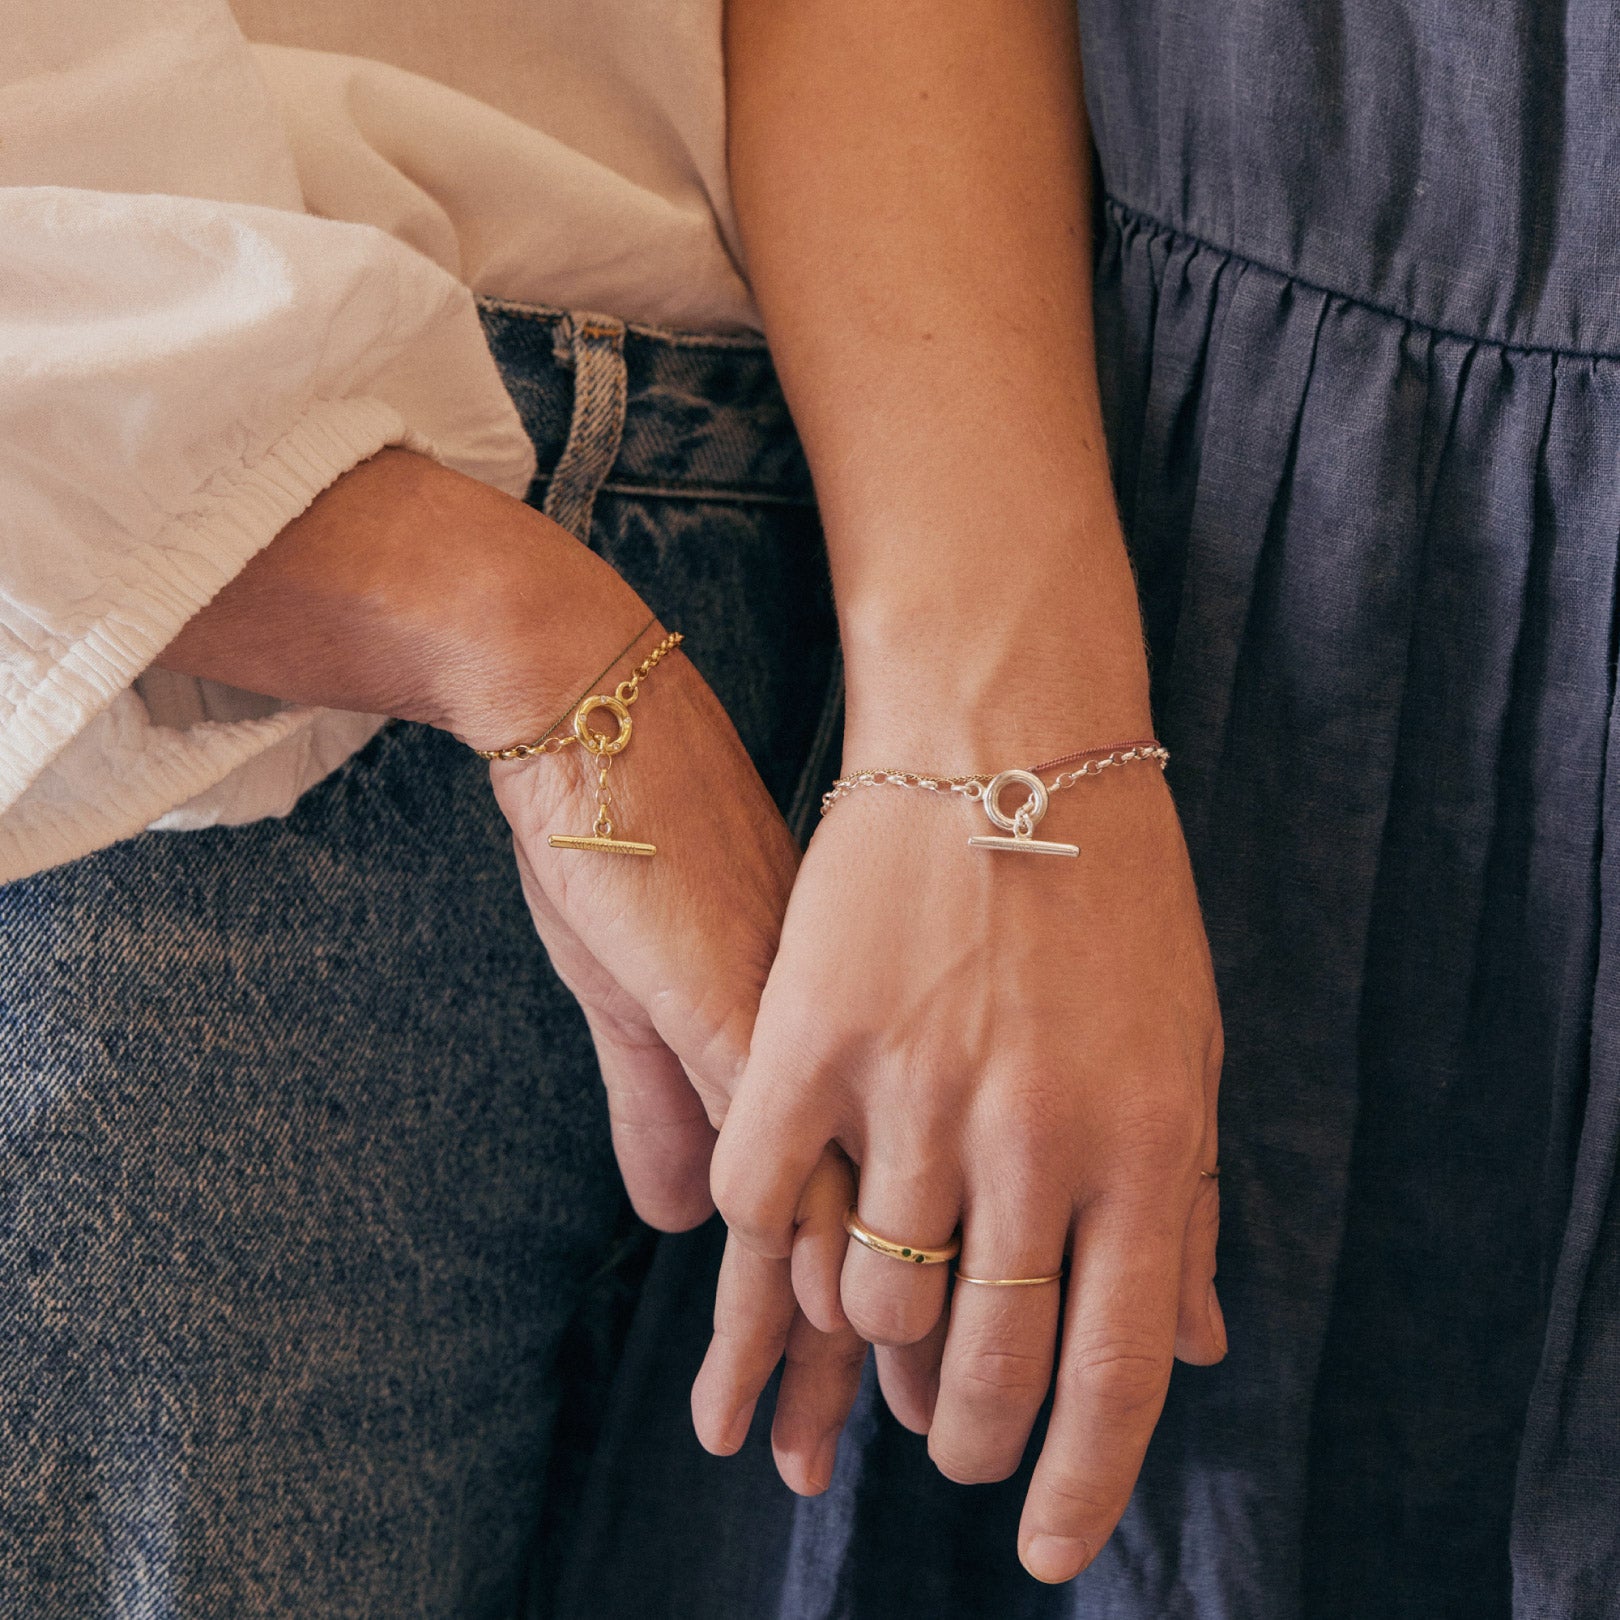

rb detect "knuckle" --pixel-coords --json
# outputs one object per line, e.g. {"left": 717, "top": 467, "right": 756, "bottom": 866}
{"left": 990, "top": 1106, "right": 1067, "bottom": 1183}
{"left": 708, "top": 1315, "right": 791, "bottom": 1371}
{"left": 628, "top": 1178, "right": 714, "bottom": 1235}
{"left": 982, "top": 1054, "right": 1067, "bottom": 1122}
{"left": 1032, "top": 1465, "right": 1125, "bottom": 1536}
{"left": 782, "top": 1332, "right": 868, "bottom": 1377}
{"left": 860, "top": 1132, "right": 960, "bottom": 1203}
{"left": 844, "top": 1287, "right": 938, "bottom": 1348}
{"left": 710, "top": 1157, "right": 786, "bottom": 1252}
{"left": 1068, "top": 1341, "right": 1173, "bottom": 1420}
{"left": 707, "top": 1151, "right": 753, "bottom": 1219}
{"left": 953, "top": 1343, "right": 1052, "bottom": 1404}
{"left": 1105, "top": 1098, "right": 1205, "bottom": 1173}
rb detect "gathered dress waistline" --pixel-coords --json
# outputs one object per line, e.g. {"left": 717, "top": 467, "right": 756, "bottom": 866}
{"left": 1103, "top": 195, "right": 1620, "bottom": 365}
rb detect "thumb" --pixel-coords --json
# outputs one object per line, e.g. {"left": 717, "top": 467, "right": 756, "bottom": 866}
{"left": 586, "top": 1008, "right": 717, "bottom": 1232}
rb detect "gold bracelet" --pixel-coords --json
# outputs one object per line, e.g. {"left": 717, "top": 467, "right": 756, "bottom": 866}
{"left": 822, "top": 740, "right": 1168, "bottom": 858}
{"left": 473, "top": 617, "right": 662, "bottom": 761}
{"left": 474, "top": 623, "right": 684, "bottom": 858}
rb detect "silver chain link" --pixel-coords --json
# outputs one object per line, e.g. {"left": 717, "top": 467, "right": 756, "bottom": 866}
{"left": 820, "top": 743, "right": 1169, "bottom": 818}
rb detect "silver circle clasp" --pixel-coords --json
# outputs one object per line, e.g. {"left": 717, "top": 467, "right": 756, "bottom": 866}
{"left": 573, "top": 693, "right": 633, "bottom": 756}
{"left": 982, "top": 768, "right": 1049, "bottom": 837}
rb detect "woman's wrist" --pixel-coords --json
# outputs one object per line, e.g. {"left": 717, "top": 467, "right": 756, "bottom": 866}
{"left": 423, "top": 493, "right": 654, "bottom": 754}
{"left": 834, "top": 523, "right": 1154, "bottom": 769}
{"left": 156, "top": 448, "right": 655, "bottom": 754}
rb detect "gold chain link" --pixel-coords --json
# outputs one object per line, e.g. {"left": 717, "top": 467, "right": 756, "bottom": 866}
{"left": 593, "top": 756, "right": 616, "bottom": 839}
{"left": 473, "top": 628, "right": 684, "bottom": 762}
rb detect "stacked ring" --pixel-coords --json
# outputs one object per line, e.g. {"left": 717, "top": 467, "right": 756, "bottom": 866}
{"left": 955, "top": 1270, "right": 1064, "bottom": 1287}
{"left": 843, "top": 1207, "right": 1071, "bottom": 1286}
{"left": 843, "top": 1208, "right": 961, "bottom": 1265}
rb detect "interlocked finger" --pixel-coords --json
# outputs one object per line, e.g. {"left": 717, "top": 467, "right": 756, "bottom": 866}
{"left": 584, "top": 1007, "right": 717, "bottom": 1232}
{"left": 792, "top": 1148, "right": 856, "bottom": 1334}
{"left": 691, "top": 1231, "right": 795, "bottom": 1459}
{"left": 772, "top": 1304, "right": 869, "bottom": 1495}
{"left": 874, "top": 1312, "right": 949, "bottom": 1434}
{"left": 710, "top": 1070, "right": 835, "bottom": 1261}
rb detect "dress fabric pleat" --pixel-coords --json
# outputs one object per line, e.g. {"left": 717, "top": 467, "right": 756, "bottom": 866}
{"left": 556, "top": 5, "right": 1620, "bottom": 1615}
{"left": 1098, "top": 194, "right": 1620, "bottom": 1618}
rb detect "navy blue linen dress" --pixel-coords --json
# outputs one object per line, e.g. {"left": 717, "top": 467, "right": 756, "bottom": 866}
{"left": 555, "top": 5, "right": 1620, "bottom": 1618}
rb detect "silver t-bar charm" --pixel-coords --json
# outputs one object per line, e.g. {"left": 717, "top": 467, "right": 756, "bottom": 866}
{"left": 967, "top": 769, "right": 1080, "bottom": 857}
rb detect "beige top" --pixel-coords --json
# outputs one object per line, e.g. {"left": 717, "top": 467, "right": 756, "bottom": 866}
{"left": 231, "top": 0, "right": 757, "bottom": 332}
{"left": 0, "top": 0, "right": 751, "bottom": 880}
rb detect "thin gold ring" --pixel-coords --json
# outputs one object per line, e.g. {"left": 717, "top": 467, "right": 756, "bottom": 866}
{"left": 843, "top": 1208, "right": 961, "bottom": 1266}
{"left": 954, "top": 1271, "right": 1064, "bottom": 1288}
{"left": 1200, "top": 1165, "right": 1221, "bottom": 1180}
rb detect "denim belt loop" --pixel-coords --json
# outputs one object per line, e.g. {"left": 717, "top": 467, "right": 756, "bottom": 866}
{"left": 542, "top": 311, "right": 629, "bottom": 542}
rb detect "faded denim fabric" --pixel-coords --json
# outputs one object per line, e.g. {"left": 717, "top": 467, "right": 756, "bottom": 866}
{"left": 0, "top": 302, "right": 839, "bottom": 1618}
{"left": 10, "top": 9, "right": 1618, "bottom": 1615}
{"left": 550, "top": 8, "right": 1620, "bottom": 1620}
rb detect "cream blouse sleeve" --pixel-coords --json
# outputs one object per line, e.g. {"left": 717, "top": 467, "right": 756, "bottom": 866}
{"left": 0, "top": 0, "right": 534, "bottom": 882}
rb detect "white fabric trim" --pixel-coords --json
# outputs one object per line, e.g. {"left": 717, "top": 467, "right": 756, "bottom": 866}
{"left": 0, "top": 396, "right": 420, "bottom": 882}
{"left": 0, "top": 0, "right": 536, "bottom": 882}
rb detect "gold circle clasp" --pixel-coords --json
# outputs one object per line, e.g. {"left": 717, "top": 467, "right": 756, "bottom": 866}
{"left": 982, "top": 768, "right": 1050, "bottom": 835}
{"left": 573, "top": 693, "right": 633, "bottom": 756}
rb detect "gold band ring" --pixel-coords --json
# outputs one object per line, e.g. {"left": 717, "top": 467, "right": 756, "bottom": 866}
{"left": 1200, "top": 1165, "right": 1221, "bottom": 1180}
{"left": 955, "top": 1271, "right": 1064, "bottom": 1288}
{"left": 843, "top": 1208, "right": 961, "bottom": 1266}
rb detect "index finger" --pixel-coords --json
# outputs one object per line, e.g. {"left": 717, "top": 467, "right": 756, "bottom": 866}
{"left": 1017, "top": 1195, "right": 1183, "bottom": 1584}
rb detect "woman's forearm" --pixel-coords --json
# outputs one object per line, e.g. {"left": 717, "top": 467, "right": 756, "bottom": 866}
{"left": 724, "top": 0, "right": 1147, "bottom": 760}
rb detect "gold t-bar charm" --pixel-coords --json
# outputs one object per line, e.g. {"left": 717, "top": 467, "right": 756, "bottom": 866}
{"left": 966, "top": 769, "right": 1079, "bottom": 857}
{"left": 548, "top": 694, "right": 657, "bottom": 857}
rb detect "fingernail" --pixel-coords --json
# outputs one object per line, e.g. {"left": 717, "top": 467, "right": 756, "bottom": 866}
{"left": 1206, "top": 1282, "right": 1228, "bottom": 1359}
{"left": 1023, "top": 1534, "right": 1091, "bottom": 1583}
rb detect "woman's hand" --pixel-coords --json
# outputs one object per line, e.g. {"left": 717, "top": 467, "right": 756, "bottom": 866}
{"left": 158, "top": 447, "right": 801, "bottom": 1231}
{"left": 721, "top": 0, "right": 1230, "bottom": 1572}
{"left": 710, "top": 761, "right": 1225, "bottom": 1580}
{"left": 485, "top": 642, "right": 802, "bottom": 1229}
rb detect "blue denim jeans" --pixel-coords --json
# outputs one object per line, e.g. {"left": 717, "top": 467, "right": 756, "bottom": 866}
{"left": 0, "top": 303, "right": 841, "bottom": 1618}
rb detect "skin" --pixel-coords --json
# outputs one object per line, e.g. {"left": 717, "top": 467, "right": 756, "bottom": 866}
{"left": 158, "top": 448, "right": 789, "bottom": 1230}
{"left": 159, "top": 445, "right": 874, "bottom": 1485}
{"left": 161, "top": 0, "right": 1226, "bottom": 1579}
{"left": 159, "top": 440, "right": 887, "bottom": 1483}
{"left": 701, "top": 0, "right": 1226, "bottom": 1584}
